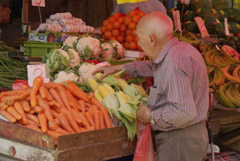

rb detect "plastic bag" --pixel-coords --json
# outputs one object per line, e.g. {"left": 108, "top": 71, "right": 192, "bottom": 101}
{"left": 12, "top": 80, "right": 28, "bottom": 91}
{"left": 133, "top": 122, "right": 155, "bottom": 161}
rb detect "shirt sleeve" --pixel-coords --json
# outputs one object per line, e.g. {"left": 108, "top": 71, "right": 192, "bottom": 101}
{"left": 124, "top": 61, "right": 154, "bottom": 77}
{"left": 152, "top": 58, "right": 197, "bottom": 129}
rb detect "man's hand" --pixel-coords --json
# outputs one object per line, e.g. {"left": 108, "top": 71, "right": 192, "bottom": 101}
{"left": 136, "top": 104, "right": 151, "bottom": 124}
{"left": 92, "top": 64, "right": 124, "bottom": 79}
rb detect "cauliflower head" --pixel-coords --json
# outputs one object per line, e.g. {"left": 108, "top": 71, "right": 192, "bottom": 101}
{"left": 68, "top": 49, "right": 81, "bottom": 68}
{"left": 63, "top": 36, "right": 78, "bottom": 48}
{"left": 54, "top": 71, "right": 79, "bottom": 83}
{"left": 78, "top": 63, "right": 100, "bottom": 81}
{"left": 76, "top": 36, "right": 101, "bottom": 59}
{"left": 109, "top": 40, "right": 125, "bottom": 58}
{"left": 101, "top": 43, "right": 114, "bottom": 61}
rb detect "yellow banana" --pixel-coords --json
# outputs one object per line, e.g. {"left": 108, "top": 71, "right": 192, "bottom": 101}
{"left": 209, "top": 68, "right": 219, "bottom": 87}
{"left": 213, "top": 54, "right": 230, "bottom": 68}
{"left": 225, "top": 84, "right": 240, "bottom": 107}
{"left": 218, "top": 83, "right": 235, "bottom": 108}
{"left": 220, "top": 66, "right": 240, "bottom": 83}
{"left": 215, "top": 68, "right": 225, "bottom": 86}
{"left": 230, "top": 84, "right": 240, "bottom": 102}
{"left": 232, "top": 64, "right": 240, "bottom": 79}
{"left": 204, "top": 51, "right": 215, "bottom": 67}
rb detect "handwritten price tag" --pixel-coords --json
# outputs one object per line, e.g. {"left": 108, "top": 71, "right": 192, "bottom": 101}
{"left": 27, "top": 64, "right": 49, "bottom": 87}
{"left": 224, "top": 18, "right": 230, "bottom": 36}
{"left": 32, "top": 0, "right": 45, "bottom": 7}
{"left": 173, "top": 10, "right": 182, "bottom": 33}
{"left": 194, "top": 17, "right": 210, "bottom": 38}
{"left": 180, "top": 0, "right": 190, "bottom": 5}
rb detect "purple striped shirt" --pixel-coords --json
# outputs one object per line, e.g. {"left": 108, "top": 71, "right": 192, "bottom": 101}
{"left": 124, "top": 38, "right": 209, "bottom": 131}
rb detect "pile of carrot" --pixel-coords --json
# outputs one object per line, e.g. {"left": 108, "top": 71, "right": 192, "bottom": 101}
{"left": 0, "top": 76, "right": 112, "bottom": 145}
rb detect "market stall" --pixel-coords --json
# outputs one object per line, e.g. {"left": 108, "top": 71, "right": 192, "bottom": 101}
{"left": 1, "top": 0, "right": 240, "bottom": 160}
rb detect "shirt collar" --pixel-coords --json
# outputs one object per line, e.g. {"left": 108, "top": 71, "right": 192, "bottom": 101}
{"left": 154, "top": 37, "right": 179, "bottom": 65}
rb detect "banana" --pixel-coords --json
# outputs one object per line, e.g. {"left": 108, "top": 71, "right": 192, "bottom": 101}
{"left": 222, "top": 52, "right": 240, "bottom": 64}
{"left": 207, "top": 66, "right": 214, "bottom": 74}
{"left": 204, "top": 51, "right": 215, "bottom": 67}
{"left": 213, "top": 54, "right": 230, "bottom": 67}
{"left": 220, "top": 66, "right": 240, "bottom": 83}
{"left": 230, "top": 84, "right": 240, "bottom": 102}
{"left": 232, "top": 64, "right": 240, "bottom": 79}
{"left": 209, "top": 68, "right": 219, "bottom": 87}
{"left": 218, "top": 83, "right": 235, "bottom": 108}
{"left": 215, "top": 68, "right": 225, "bottom": 86}
{"left": 209, "top": 52, "right": 218, "bottom": 66}
{"left": 225, "top": 84, "right": 240, "bottom": 107}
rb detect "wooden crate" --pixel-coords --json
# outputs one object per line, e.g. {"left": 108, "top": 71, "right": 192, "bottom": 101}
{"left": 0, "top": 119, "right": 136, "bottom": 161}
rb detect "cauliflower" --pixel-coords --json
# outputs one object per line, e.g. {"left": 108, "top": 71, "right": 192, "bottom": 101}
{"left": 109, "top": 40, "right": 125, "bottom": 59}
{"left": 68, "top": 49, "right": 81, "bottom": 68}
{"left": 54, "top": 71, "right": 79, "bottom": 83}
{"left": 63, "top": 36, "right": 78, "bottom": 48}
{"left": 101, "top": 43, "right": 115, "bottom": 61}
{"left": 78, "top": 63, "right": 100, "bottom": 81}
{"left": 76, "top": 36, "right": 101, "bottom": 59}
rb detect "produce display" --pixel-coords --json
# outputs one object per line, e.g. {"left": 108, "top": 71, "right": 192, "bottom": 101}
{"left": 0, "top": 49, "right": 28, "bottom": 90}
{"left": 100, "top": 7, "right": 145, "bottom": 50}
{"left": 43, "top": 35, "right": 124, "bottom": 82}
{"left": 87, "top": 71, "right": 148, "bottom": 140}
{"left": 39, "top": 12, "right": 95, "bottom": 33}
{"left": 0, "top": 76, "right": 113, "bottom": 145}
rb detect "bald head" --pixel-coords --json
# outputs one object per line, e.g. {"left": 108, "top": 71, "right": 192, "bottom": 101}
{"left": 136, "top": 11, "right": 173, "bottom": 41}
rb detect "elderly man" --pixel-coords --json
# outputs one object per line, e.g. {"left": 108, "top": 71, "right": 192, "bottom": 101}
{"left": 94, "top": 12, "right": 209, "bottom": 161}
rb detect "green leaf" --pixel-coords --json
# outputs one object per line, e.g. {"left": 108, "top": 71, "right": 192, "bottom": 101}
{"left": 61, "top": 56, "right": 68, "bottom": 67}
{"left": 68, "top": 50, "right": 75, "bottom": 59}
{"left": 84, "top": 45, "right": 93, "bottom": 59}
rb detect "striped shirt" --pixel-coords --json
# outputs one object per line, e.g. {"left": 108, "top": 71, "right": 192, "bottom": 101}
{"left": 124, "top": 38, "right": 209, "bottom": 131}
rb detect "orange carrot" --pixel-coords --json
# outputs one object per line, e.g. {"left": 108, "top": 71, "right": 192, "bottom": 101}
{"left": 47, "top": 101, "right": 54, "bottom": 106}
{"left": 1, "top": 95, "right": 23, "bottom": 103}
{"left": 101, "top": 108, "right": 112, "bottom": 128}
{"left": 38, "top": 97, "right": 54, "bottom": 122}
{"left": 7, "top": 107, "right": 22, "bottom": 120}
{"left": 0, "top": 110, "right": 16, "bottom": 123}
{"left": 58, "top": 88, "right": 72, "bottom": 111}
{"left": 38, "top": 113, "right": 47, "bottom": 133}
{"left": 48, "top": 121, "right": 59, "bottom": 131}
{"left": 58, "top": 113, "right": 75, "bottom": 133}
{"left": 66, "top": 112, "right": 81, "bottom": 133}
{"left": 34, "top": 106, "right": 43, "bottom": 113}
{"left": 27, "top": 119, "right": 40, "bottom": 127}
{"left": 21, "top": 100, "right": 31, "bottom": 112}
{"left": 51, "top": 110, "right": 59, "bottom": 118}
{"left": 88, "top": 105, "right": 98, "bottom": 116}
{"left": 43, "top": 82, "right": 59, "bottom": 89}
{"left": 55, "top": 118, "right": 61, "bottom": 126}
{"left": 20, "top": 88, "right": 32, "bottom": 98}
{"left": 85, "top": 102, "right": 92, "bottom": 107}
{"left": 72, "top": 112, "right": 83, "bottom": 125}
{"left": 78, "top": 112, "right": 91, "bottom": 130}
{"left": 26, "top": 113, "right": 39, "bottom": 124}
{"left": 85, "top": 112, "right": 95, "bottom": 127}
{"left": 99, "top": 110, "right": 106, "bottom": 129}
{"left": 80, "top": 127, "right": 88, "bottom": 132}
{"left": 66, "top": 90, "right": 79, "bottom": 112}
{"left": 46, "top": 130, "right": 62, "bottom": 140}
{"left": 25, "top": 124, "right": 42, "bottom": 133}
{"left": 78, "top": 100, "right": 86, "bottom": 113}
{"left": 29, "top": 110, "right": 35, "bottom": 114}
{"left": 39, "top": 86, "right": 47, "bottom": 99}
{"left": 93, "top": 110, "right": 100, "bottom": 130}
{"left": 88, "top": 92, "right": 94, "bottom": 100}
{"left": 49, "top": 88, "right": 64, "bottom": 107}
{"left": 64, "top": 82, "right": 88, "bottom": 102}
{"left": 14, "top": 102, "right": 27, "bottom": 124}
{"left": 52, "top": 100, "right": 61, "bottom": 108}
{"left": 56, "top": 127, "right": 70, "bottom": 135}
{"left": 30, "top": 76, "right": 44, "bottom": 107}
{"left": 45, "top": 89, "right": 53, "bottom": 101}
{"left": 1, "top": 105, "right": 8, "bottom": 111}
{"left": 91, "top": 98, "right": 104, "bottom": 109}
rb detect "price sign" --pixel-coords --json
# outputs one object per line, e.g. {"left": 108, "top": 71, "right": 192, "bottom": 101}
{"left": 173, "top": 10, "right": 182, "bottom": 33}
{"left": 180, "top": 0, "right": 190, "bottom": 5}
{"left": 224, "top": 18, "right": 230, "bottom": 36}
{"left": 27, "top": 64, "right": 50, "bottom": 87}
{"left": 194, "top": 17, "right": 210, "bottom": 38}
{"left": 32, "top": 0, "right": 45, "bottom": 7}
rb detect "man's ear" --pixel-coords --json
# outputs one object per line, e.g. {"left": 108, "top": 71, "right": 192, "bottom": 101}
{"left": 149, "top": 34, "right": 156, "bottom": 47}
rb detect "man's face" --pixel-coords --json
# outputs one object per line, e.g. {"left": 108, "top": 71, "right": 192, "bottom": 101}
{"left": 136, "top": 28, "right": 154, "bottom": 58}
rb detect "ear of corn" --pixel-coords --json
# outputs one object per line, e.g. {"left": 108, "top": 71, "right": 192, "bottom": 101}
{"left": 87, "top": 78, "right": 99, "bottom": 91}
{"left": 118, "top": 78, "right": 128, "bottom": 89}
{"left": 95, "top": 73, "right": 102, "bottom": 80}
{"left": 94, "top": 89, "right": 103, "bottom": 102}
{"left": 103, "top": 83, "right": 115, "bottom": 94}
{"left": 98, "top": 85, "right": 111, "bottom": 98}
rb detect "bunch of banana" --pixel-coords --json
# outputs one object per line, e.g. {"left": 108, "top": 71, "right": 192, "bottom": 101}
{"left": 218, "top": 83, "right": 240, "bottom": 108}
{"left": 173, "top": 29, "right": 200, "bottom": 47}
